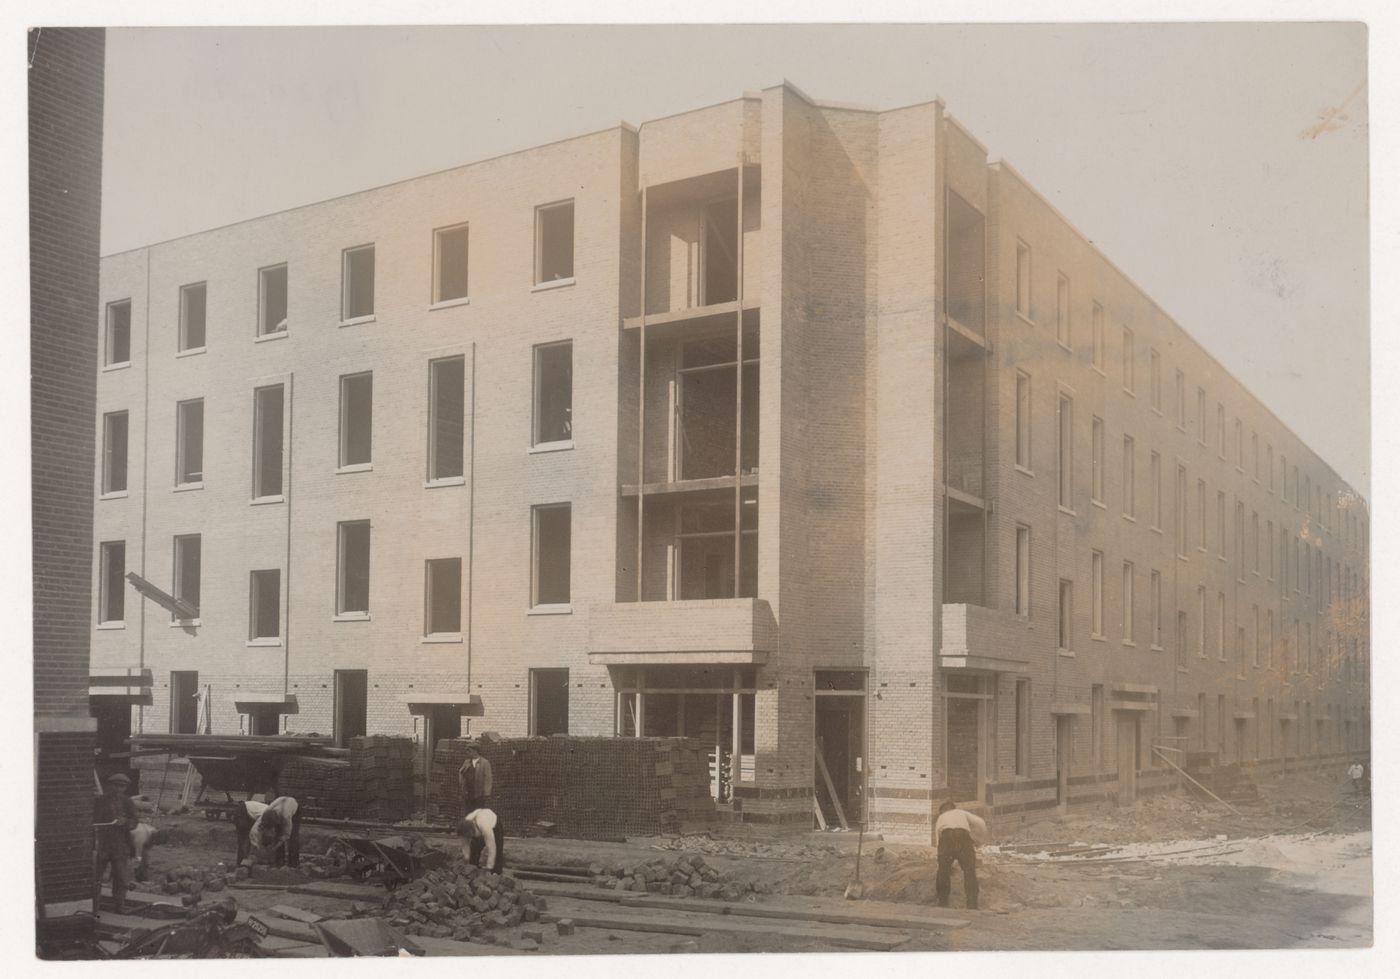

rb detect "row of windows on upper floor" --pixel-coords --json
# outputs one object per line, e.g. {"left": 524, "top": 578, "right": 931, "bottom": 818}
{"left": 99, "top": 342, "right": 574, "bottom": 499}
{"left": 1004, "top": 238, "right": 1361, "bottom": 546}
{"left": 100, "top": 201, "right": 577, "bottom": 365}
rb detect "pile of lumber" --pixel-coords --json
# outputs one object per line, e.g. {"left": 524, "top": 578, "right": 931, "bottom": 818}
{"left": 516, "top": 853, "right": 764, "bottom": 900}
{"left": 350, "top": 736, "right": 415, "bottom": 822}
{"left": 379, "top": 857, "right": 545, "bottom": 941}
{"left": 278, "top": 756, "right": 353, "bottom": 818}
{"left": 129, "top": 733, "right": 339, "bottom": 756}
{"left": 427, "top": 736, "right": 716, "bottom": 840}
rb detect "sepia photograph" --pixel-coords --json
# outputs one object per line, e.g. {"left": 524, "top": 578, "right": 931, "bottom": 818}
{"left": 22, "top": 5, "right": 1386, "bottom": 966}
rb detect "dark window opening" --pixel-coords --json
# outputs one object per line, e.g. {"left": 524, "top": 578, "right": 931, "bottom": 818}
{"left": 533, "top": 505, "right": 572, "bottom": 606}
{"left": 536, "top": 201, "right": 574, "bottom": 283}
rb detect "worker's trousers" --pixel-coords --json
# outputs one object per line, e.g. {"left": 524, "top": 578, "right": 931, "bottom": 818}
{"left": 234, "top": 802, "right": 302, "bottom": 868}
{"left": 94, "top": 836, "right": 130, "bottom": 912}
{"left": 468, "top": 817, "right": 506, "bottom": 873}
{"left": 935, "top": 827, "right": 979, "bottom": 909}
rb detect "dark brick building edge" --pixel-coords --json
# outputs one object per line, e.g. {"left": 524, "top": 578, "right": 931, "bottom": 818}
{"left": 30, "top": 26, "right": 106, "bottom": 908}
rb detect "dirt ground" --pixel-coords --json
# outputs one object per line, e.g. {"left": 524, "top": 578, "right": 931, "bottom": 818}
{"left": 117, "top": 758, "right": 1372, "bottom": 953}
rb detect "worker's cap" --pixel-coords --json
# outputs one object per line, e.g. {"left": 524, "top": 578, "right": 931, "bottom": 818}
{"left": 105, "top": 773, "right": 131, "bottom": 786}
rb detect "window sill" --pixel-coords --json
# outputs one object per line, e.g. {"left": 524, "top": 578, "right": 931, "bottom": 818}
{"left": 1057, "top": 648, "right": 1075, "bottom": 658}
{"left": 532, "top": 277, "right": 576, "bottom": 293}
{"left": 1150, "top": 525, "right": 1163, "bottom": 535}
{"left": 102, "top": 361, "right": 132, "bottom": 373}
{"left": 174, "top": 482, "right": 204, "bottom": 493}
{"left": 422, "top": 633, "right": 464, "bottom": 644}
{"left": 1151, "top": 407, "right": 1163, "bottom": 417}
{"left": 528, "top": 604, "right": 573, "bottom": 616}
{"left": 251, "top": 494, "right": 285, "bottom": 506}
{"left": 1122, "top": 514, "right": 1136, "bottom": 523}
{"left": 1150, "top": 644, "right": 1164, "bottom": 653}
{"left": 246, "top": 639, "right": 282, "bottom": 648}
{"left": 1091, "top": 633, "right": 1106, "bottom": 643}
{"left": 339, "top": 315, "right": 376, "bottom": 328}
{"left": 1091, "top": 365, "right": 1106, "bottom": 377}
{"left": 1122, "top": 640, "right": 1137, "bottom": 648}
{"left": 170, "top": 619, "right": 200, "bottom": 628}
{"left": 100, "top": 491, "right": 129, "bottom": 501}
{"left": 430, "top": 296, "right": 471, "bottom": 311}
{"left": 1177, "top": 666, "right": 1190, "bottom": 674}
{"left": 1123, "top": 388, "right": 1136, "bottom": 398}
{"left": 1091, "top": 499, "right": 1106, "bottom": 510}
{"left": 336, "top": 463, "right": 374, "bottom": 475}
{"left": 1014, "top": 310, "right": 1034, "bottom": 327}
{"left": 1178, "top": 554, "right": 1189, "bottom": 563}
{"left": 176, "top": 346, "right": 207, "bottom": 359}
{"left": 1014, "top": 464, "right": 1034, "bottom": 477}
{"left": 95, "top": 621, "right": 126, "bottom": 631}
{"left": 1057, "top": 341, "right": 1073, "bottom": 354}
{"left": 529, "top": 440, "right": 574, "bottom": 455}
{"left": 334, "top": 612, "right": 371, "bottom": 623}
{"left": 1058, "top": 505, "right": 1076, "bottom": 517}
{"left": 425, "top": 476, "right": 466, "bottom": 489}
{"left": 254, "top": 330, "right": 289, "bottom": 343}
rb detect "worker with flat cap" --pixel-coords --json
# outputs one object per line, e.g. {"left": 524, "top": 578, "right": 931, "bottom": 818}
{"left": 93, "top": 773, "right": 138, "bottom": 914}
{"left": 934, "top": 799, "right": 989, "bottom": 910}
{"left": 457, "top": 742, "right": 493, "bottom": 813}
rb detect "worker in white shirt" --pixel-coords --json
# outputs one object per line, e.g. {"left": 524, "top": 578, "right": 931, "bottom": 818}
{"left": 933, "top": 800, "right": 988, "bottom": 910}
{"left": 459, "top": 808, "right": 504, "bottom": 872}
{"left": 233, "top": 795, "right": 302, "bottom": 868}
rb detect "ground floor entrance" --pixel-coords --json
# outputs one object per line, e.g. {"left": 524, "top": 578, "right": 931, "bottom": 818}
{"left": 814, "top": 670, "right": 866, "bottom": 828}
{"left": 943, "top": 673, "right": 993, "bottom": 803}
{"left": 1115, "top": 711, "right": 1141, "bottom": 805}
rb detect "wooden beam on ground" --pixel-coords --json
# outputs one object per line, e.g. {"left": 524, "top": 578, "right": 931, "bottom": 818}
{"left": 815, "top": 747, "right": 850, "bottom": 830}
{"left": 287, "top": 881, "right": 386, "bottom": 901}
{"left": 1151, "top": 746, "right": 1242, "bottom": 815}
{"left": 813, "top": 796, "right": 828, "bottom": 831}
{"left": 269, "top": 904, "right": 325, "bottom": 924}
{"left": 540, "top": 903, "right": 913, "bottom": 951}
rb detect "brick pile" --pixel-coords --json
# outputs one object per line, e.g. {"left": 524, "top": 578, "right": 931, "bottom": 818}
{"left": 350, "top": 736, "right": 415, "bottom": 822}
{"left": 379, "top": 856, "right": 545, "bottom": 941}
{"left": 585, "top": 853, "right": 765, "bottom": 900}
{"left": 277, "top": 757, "right": 353, "bottom": 819}
{"left": 427, "top": 736, "right": 715, "bottom": 839}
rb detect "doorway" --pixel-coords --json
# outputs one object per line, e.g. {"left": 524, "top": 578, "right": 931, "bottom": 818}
{"left": 1055, "top": 715, "right": 1073, "bottom": 813}
{"left": 530, "top": 668, "right": 570, "bottom": 736}
{"left": 334, "top": 670, "right": 368, "bottom": 747}
{"left": 170, "top": 671, "right": 199, "bottom": 734}
{"left": 247, "top": 704, "right": 282, "bottom": 736}
{"left": 815, "top": 687, "right": 865, "bottom": 825}
{"left": 1115, "top": 712, "right": 1140, "bottom": 806}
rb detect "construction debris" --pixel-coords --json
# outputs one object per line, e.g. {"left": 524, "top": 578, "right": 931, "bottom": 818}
{"left": 516, "top": 853, "right": 767, "bottom": 900}
{"left": 378, "top": 856, "right": 545, "bottom": 941}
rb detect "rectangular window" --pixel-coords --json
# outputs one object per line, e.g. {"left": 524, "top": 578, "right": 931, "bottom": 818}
{"left": 532, "top": 504, "right": 572, "bottom": 607}
{"left": 1015, "top": 371, "right": 1032, "bottom": 469}
{"left": 1216, "top": 491, "right": 1226, "bottom": 557}
{"left": 1268, "top": 445, "right": 1274, "bottom": 491}
{"left": 1015, "top": 680, "right": 1031, "bottom": 776}
{"left": 1122, "top": 435, "right": 1135, "bottom": 518}
{"left": 102, "top": 411, "right": 129, "bottom": 494}
{"left": 339, "top": 372, "right": 373, "bottom": 468}
{"left": 1058, "top": 579, "right": 1073, "bottom": 651}
{"left": 433, "top": 224, "right": 470, "bottom": 303}
{"left": 1015, "top": 240, "right": 1031, "bottom": 317}
{"left": 428, "top": 357, "right": 465, "bottom": 480}
{"left": 1252, "top": 512, "right": 1260, "bottom": 572}
{"left": 1252, "top": 604, "right": 1261, "bottom": 667}
{"left": 1252, "top": 432, "right": 1260, "bottom": 480}
{"left": 1197, "top": 586, "right": 1207, "bottom": 656}
{"left": 99, "top": 540, "right": 125, "bottom": 624}
{"left": 105, "top": 300, "right": 131, "bottom": 366}
{"left": 176, "top": 399, "right": 204, "bottom": 485}
{"left": 253, "top": 384, "right": 284, "bottom": 499}
{"left": 1122, "top": 327, "right": 1135, "bottom": 393}
{"left": 1196, "top": 388, "right": 1207, "bottom": 443}
{"left": 179, "top": 282, "right": 207, "bottom": 351}
{"left": 173, "top": 534, "right": 201, "bottom": 620}
{"left": 1015, "top": 525, "right": 1031, "bottom": 615}
{"left": 1235, "top": 419, "right": 1244, "bottom": 469}
{"left": 1197, "top": 480, "right": 1207, "bottom": 549}
{"left": 533, "top": 340, "right": 573, "bottom": 446}
{"left": 1091, "top": 551, "right": 1104, "bottom": 638}
{"left": 1267, "top": 609, "right": 1275, "bottom": 669}
{"left": 535, "top": 200, "right": 575, "bottom": 284}
{"left": 1293, "top": 465, "right": 1299, "bottom": 507}
{"left": 1090, "top": 416, "right": 1104, "bottom": 503}
{"left": 1235, "top": 502, "right": 1246, "bottom": 578}
{"left": 1217, "top": 403, "right": 1226, "bottom": 458}
{"left": 529, "top": 668, "right": 571, "bottom": 737}
{"left": 1091, "top": 302, "right": 1104, "bottom": 369}
{"left": 336, "top": 521, "right": 371, "bottom": 616}
{"left": 249, "top": 569, "right": 280, "bottom": 640}
{"left": 1091, "top": 684, "right": 1105, "bottom": 766}
{"left": 1151, "top": 570, "right": 1162, "bottom": 647}
{"left": 1175, "top": 466, "right": 1188, "bottom": 556}
{"left": 1121, "top": 561, "right": 1135, "bottom": 642}
{"left": 424, "top": 557, "right": 462, "bottom": 636}
{"left": 1056, "top": 274, "right": 1071, "bottom": 348}
{"left": 1057, "top": 394, "right": 1073, "bottom": 508}
{"left": 1150, "top": 451, "right": 1162, "bottom": 529}
{"left": 1281, "top": 455, "right": 1289, "bottom": 501}
{"left": 258, "top": 264, "right": 288, "bottom": 335}
{"left": 1175, "top": 370, "right": 1186, "bottom": 428}
{"left": 1176, "top": 611, "right": 1187, "bottom": 668}
{"left": 342, "top": 244, "right": 375, "bottom": 320}
{"left": 1216, "top": 591, "right": 1226, "bottom": 659}
{"left": 1150, "top": 349, "right": 1161, "bottom": 411}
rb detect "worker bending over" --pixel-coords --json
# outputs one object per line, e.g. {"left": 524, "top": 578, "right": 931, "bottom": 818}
{"left": 93, "top": 773, "right": 138, "bottom": 913}
{"left": 934, "top": 800, "right": 988, "bottom": 910}
{"left": 459, "top": 808, "right": 504, "bottom": 873}
{"left": 233, "top": 795, "right": 301, "bottom": 868}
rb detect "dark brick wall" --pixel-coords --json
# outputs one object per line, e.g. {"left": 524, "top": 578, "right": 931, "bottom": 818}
{"left": 30, "top": 26, "right": 105, "bottom": 904}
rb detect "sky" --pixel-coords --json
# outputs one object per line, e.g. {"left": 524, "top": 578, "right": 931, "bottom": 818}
{"left": 99, "top": 22, "right": 1370, "bottom": 495}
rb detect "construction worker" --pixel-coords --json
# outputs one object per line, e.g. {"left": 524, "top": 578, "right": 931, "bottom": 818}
{"left": 459, "top": 807, "right": 504, "bottom": 872}
{"left": 93, "top": 773, "right": 138, "bottom": 913}
{"left": 130, "top": 822, "right": 166, "bottom": 882}
{"left": 1347, "top": 760, "right": 1364, "bottom": 797}
{"left": 457, "top": 743, "right": 493, "bottom": 814}
{"left": 934, "top": 800, "right": 988, "bottom": 910}
{"left": 233, "top": 795, "right": 301, "bottom": 868}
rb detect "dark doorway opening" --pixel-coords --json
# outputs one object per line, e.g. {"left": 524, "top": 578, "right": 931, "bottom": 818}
{"left": 530, "top": 668, "right": 570, "bottom": 736}
{"left": 170, "top": 671, "right": 199, "bottom": 734}
{"left": 334, "top": 670, "right": 368, "bottom": 747}
{"left": 815, "top": 693, "right": 865, "bottom": 825}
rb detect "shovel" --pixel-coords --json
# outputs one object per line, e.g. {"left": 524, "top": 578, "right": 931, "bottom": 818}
{"left": 844, "top": 821, "right": 866, "bottom": 900}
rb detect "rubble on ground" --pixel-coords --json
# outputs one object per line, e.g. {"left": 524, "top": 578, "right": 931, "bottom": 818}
{"left": 584, "top": 853, "right": 767, "bottom": 899}
{"left": 379, "top": 856, "right": 545, "bottom": 941}
{"left": 648, "top": 834, "right": 840, "bottom": 861}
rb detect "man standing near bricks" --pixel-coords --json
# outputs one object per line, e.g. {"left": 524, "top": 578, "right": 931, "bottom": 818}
{"left": 93, "top": 773, "right": 138, "bottom": 914}
{"left": 457, "top": 743, "right": 493, "bottom": 814}
{"left": 934, "top": 800, "right": 988, "bottom": 910}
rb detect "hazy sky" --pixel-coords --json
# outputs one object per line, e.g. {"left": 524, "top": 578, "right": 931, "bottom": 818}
{"left": 100, "top": 23, "right": 1369, "bottom": 494}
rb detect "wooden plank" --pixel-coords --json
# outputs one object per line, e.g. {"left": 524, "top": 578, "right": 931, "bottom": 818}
{"left": 814, "top": 746, "right": 850, "bottom": 830}
{"left": 541, "top": 912, "right": 701, "bottom": 938}
{"left": 540, "top": 904, "right": 911, "bottom": 951}
{"left": 411, "top": 935, "right": 527, "bottom": 956}
{"left": 287, "top": 881, "right": 386, "bottom": 901}
{"left": 269, "top": 904, "right": 325, "bottom": 924}
{"left": 812, "top": 796, "right": 827, "bottom": 831}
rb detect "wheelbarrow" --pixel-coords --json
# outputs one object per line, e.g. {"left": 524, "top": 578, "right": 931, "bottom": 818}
{"left": 335, "top": 835, "right": 449, "bottom": 891}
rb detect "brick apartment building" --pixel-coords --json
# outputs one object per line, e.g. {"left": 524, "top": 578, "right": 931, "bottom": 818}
{"left": 90, "top": 82, "right": 1369, "bottom": 840}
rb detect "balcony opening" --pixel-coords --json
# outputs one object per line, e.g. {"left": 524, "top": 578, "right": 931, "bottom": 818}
{"left": 702, "top": 199, "right": 739, "bottom": 306}
{"left": 643, "top": 167, "right": 759, "bottom": 317}
{"left": 674, "top": 489, "right": 758, "bottom": 600}
{"left": 944, "top": 498, "right": 985, "bottom": 605}
{"left": 677, "top": 325, "right": 759, "bottom": 481}
{"left": 946, "top": 191, "right": 985, "bottom": 334}
{"left": 945, "top": 331, "right": 985, "bottom": 499}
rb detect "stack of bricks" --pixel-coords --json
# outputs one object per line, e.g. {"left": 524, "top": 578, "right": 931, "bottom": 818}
{"left": 428, "top": 736, "right": 715, "bottom": 840}
{"left": 277, "top": 756, "right": 353, "bottom": 819}
{"left": 350, "top": 735, "right": 415, "bottom": 822}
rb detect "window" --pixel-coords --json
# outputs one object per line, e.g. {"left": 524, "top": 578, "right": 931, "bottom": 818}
{"left": 1015, "top": 525, "right": 1030, "bottom": 615}
{"left": 1216, "top": 491, "right": 1226, "bottom": 557}
{"left": 258, "top": 265, "right": 288, "bottom": 336}
{"left": 1122, "top": 435, "right": 1135, "bottom": 518}
{"left": 428, "top": 357, "right": 465, "bottom": 480}
{"left": 1196, "top": 388, "right": 1207, "bottom": 443}
{"left": 1235, "top": 419, "right": 1244, "bottom": 469}
{"left": 1091, "top": 551, "right": 1104, "bottom": 638}
{"left": 99, "top": 541, "right": 125, "bottom": 624}
{"left": 1252, "top": 432, "right": 1260, "bottom": 480}
{"left": 173, "top": 534, "right": 201, "bottom": 620}
{"left": 1268, "top": 445, "right": 1274, "bottom": 491}
{"left": 253, "top": 384, "right": 284, "bottom": 499}
{"left": 1175, "top": 370, "right": 1186, "bottom": 428}
{"left": 532, "top": 504, "right": 572, "bottom": 607}
{"left": 1058, "top": 579, "right": 1073, "bottom": 651}
{"left": 530, "top": 668, "right": 571, "bottom": 737}
{"left": 1121, "top": 561, "right": 1135, "bottom": 642}
{"left": 1175, "top": 465, "right": 1188, "bottom": 556}
{"left": 533, "top": 341, "right": 573, "bottom": 446}
{"left": 1176, "top": 611, "right": 1187, "bottom": 668}
{"left": 1015, "top": 680, "right": 1031, "bottom": 776}
{"left": 1122, "top": 327, "right": 1135, "bottom": 393}
{"left": 1057, "top": 394, "right": 1073, "bottom": 508}
{"left": 1252, "top": 512, "right": 1260, "bottom": 573}
{"left": 336, "top": 521, "right": 371, "bottom": 616}
{"left": 249, "top": 569, "right": 280, "bottom": 641}
{"left": 1150, "top": 451, "right": 1162, "bottom": 529}
{"left": 1150, "top": 349, "right": 1161, "bottom": 411}
{"left": 1015, "top": 372, "right": 1032, "bottom": 469}
{"left": 1056, "top": 274, "right": 1071, "bottom": 348}
{"left": 179, "top": 282, "right": 206, "bottom": 351}
{"left": 1217, "top": 403, "right": 1226, "bottom": 458}
{"left": 1235, "top": 502, "right": 1246, "bottom": 578}
{"left": 176, "top": 399, "right": 204, "bottom": 486}
{"left": 1216, "top": 591, "right": 1226, "bottom": 659}
{"left": 1015, "top": 240, "right": 1031, "bottom": 317}
{"left": 102, "top": 411, "right": 128, "bottom": 494}
{"left": 1150, "top": 570, "right": 1162, "bottom": 647}
{"left": 433, "top": 224, "right": 470, "bottom": 303}
{"left": 1281, "top": 455, "right": 1289, "bottom": 501}
{"left": 1196, "top": 480, "right": 1206, "bottom": 549}
{"left": 1090, "top": 417, "right": 1104, "bottom": 503}
{"left": 342, "top": 244, "right": 375, "bottom": 320}
{"left": 424, "top": 558, "right": 462, "bottom": 636}
{"left": 1091, "top": 685, "right": 1104, "bottom": 766}
{"left": 105, "top": 300, "right": 131, "bottom": 366}
{"left": 1252, "top": 604, "right": 1261, "bottom": 667}
{"left": 1236, "top": 626, "right": 1246, "bottom": 675}
{"left": 1091, "top": 302, "right": 1104, "bottom": 370}
{"left": 1292, "top": 465, "right": 1300, "bottom": 507}
{"left": 1197, "top": 586, "right": 1207, "bottom": 656}
{"left": 1267, "top": 609, "right": 1275, "bottom": 669}
{"left": 535, "top": 200, "right": 575, "bottom": 284}
{"left": 339, "top": 372, "right": 373, "bottom": 468}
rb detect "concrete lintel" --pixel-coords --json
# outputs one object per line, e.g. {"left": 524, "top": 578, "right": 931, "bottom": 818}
{"left": 940, "top": 655, "right": 1029, "bottom": 673}
{"left": 1050, "top": 703, "right": 1091, "bottom": 715}
{"left": 1107, "top": 700, "right": 1154, "bottom": 712}
{"left": 588, "top": 651, "right": 767, "bottom": 666}
{"left": 1111, "top": 682, "right": 1159, "bottom": 695}
{"left": 399, "top": 693, "right": 485, "bottom": 716}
